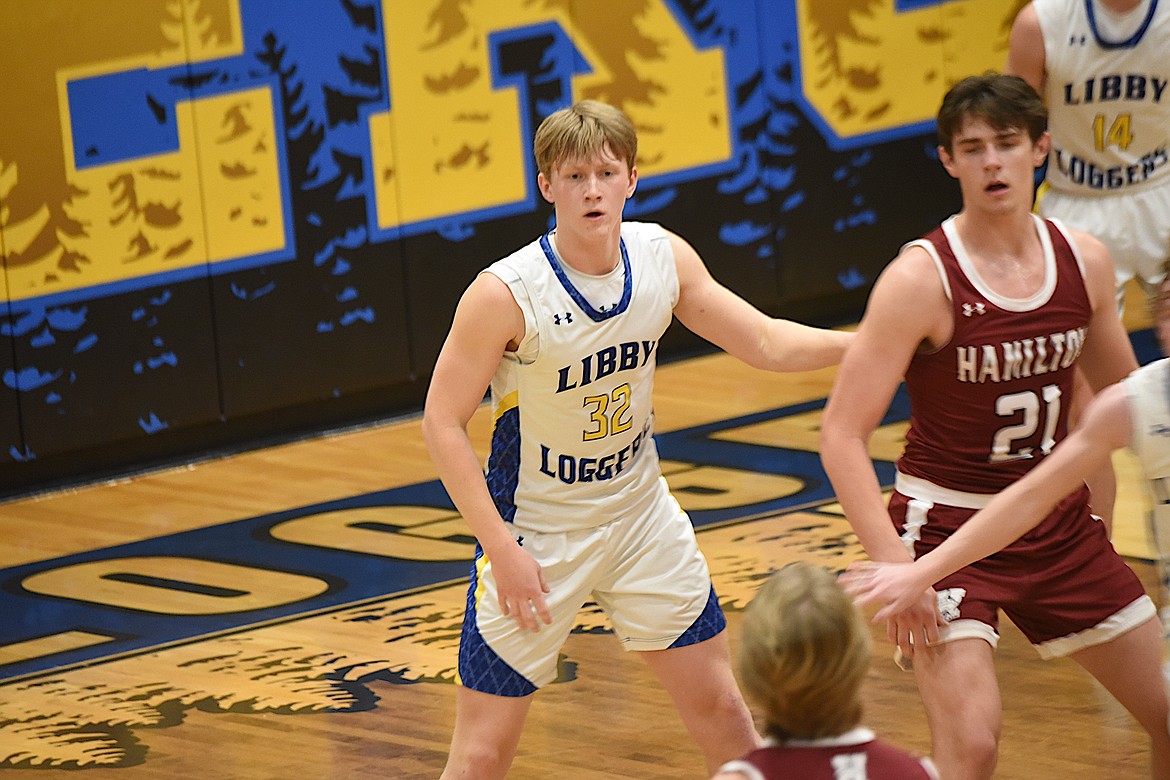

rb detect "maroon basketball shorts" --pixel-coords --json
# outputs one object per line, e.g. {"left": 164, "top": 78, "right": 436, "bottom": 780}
{"left": 890, "top": 477, "right": 1154, "bottom": 658}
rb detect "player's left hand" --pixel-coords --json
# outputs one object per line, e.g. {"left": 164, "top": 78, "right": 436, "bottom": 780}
{"left": 842, "top": 561, "right": 943, "bottom": 657}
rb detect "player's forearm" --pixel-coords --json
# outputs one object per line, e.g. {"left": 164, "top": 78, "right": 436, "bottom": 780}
{"left": 913, "top": 484, "right": 1060, "bottom": 584}
{"left": 422, "top": 420, "right": 515, "bottom": 555}
{"left": 846, "top": 505, "right": 916, "bottom": 564}
{"left": 916, "top": 428, "right": 1115, "bottom": 582}
{"left": 758, "top": 319, "right": 853, "bottom": 373}
{"left": 821, "top": 438, "right": 912, "bottom": 563}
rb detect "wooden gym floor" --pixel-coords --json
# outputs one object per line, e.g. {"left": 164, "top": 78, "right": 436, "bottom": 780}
{"left": 0, "top": 284, "right": 1162, "bottom": 778}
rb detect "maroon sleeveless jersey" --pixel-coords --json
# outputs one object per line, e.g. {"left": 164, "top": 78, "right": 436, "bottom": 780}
{"left": 896, "top": 216, "right": 1091, "bottom": 494}
{"left": 721, "top": 730, "right": 937, "bottom": 779}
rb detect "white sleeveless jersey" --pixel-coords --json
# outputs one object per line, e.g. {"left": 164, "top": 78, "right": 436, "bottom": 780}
{"left": 1034, "top": 0, "right": 1170, "bottom": 194}
{"left": 482, "top": 222, "right": 678, "bottom": 534}
{"left": 1126, "top": 358, "right": 1170, "bottom": 511}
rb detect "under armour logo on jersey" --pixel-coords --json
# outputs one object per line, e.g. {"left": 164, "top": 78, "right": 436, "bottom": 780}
{"left": 553, "top": 312, "right": 573, "bottom": 325}
{"left": 962, "top": 302, "right": 987, "bottom": 317}
{"left": 1068, "top": 33, "right": 1087, "bottom": 45}
{"left": 936, "top": 587, "right": 967, "bottom": 622}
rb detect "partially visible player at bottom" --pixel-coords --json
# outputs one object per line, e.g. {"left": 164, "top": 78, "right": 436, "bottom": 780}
{"left": 712, "top": 561, "right": 938, "bottom": 780}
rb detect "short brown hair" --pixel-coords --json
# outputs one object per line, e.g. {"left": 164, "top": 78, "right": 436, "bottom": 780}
{"left": 735, "top": 562, "right": 870, "bottom": 741}
{"left": 533, "top": 100, "right": 638, "bottom": 178}
{"left": 937, "top": 73, "right": 1047, "bottom": 153}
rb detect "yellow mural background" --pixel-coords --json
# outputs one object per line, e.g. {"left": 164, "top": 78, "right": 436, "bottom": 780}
{"left": 0, "top": 0, "right": 1036, "bottom": 305}
{"left": 797, "top": 0, "right": 1029, "bottom": 143}
{"left": 370, "top": 0, "right": 733, "bottom": 232}
{"left": 0, "top": 0, "right": 284, "bottom": 303}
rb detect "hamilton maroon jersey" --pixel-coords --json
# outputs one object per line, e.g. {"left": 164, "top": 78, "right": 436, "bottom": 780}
{"left": 896, "top": 215, "right": 1091, "bottom": 494}
{"left": 717, "top": 729, "right": 938, "bottom": 779}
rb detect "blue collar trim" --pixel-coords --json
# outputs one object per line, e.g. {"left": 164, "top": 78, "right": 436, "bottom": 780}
{"left": 1086, "top": 0, "right": 1158, "bottom": 49}
{"left": 539, "top": 232, "right": 632, "bottom": 322}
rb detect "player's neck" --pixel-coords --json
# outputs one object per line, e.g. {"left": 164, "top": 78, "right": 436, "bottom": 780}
{"left": 1097, "top": 0, "right": 1143, "bottom": 15}
{"left": 953, "top": 210, "right": 1045, "bottom": 295}
{"left": 954, "top": 209, "right": 1036, "bottom": 254}
{"left": 551, "top": 226, "right": 623, "bottom": 276}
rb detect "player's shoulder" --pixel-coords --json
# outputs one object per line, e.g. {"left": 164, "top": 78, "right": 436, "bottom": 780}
{"left": 879, "top": 240, "right": 946, "bottom": 292}
{"left": 620, "top": 220, "right": 670, "bottom": 243}
{"left": 465, "top": 265, "right": 523, "bottom": 311}
{"left": 1123, "top": 358, "right": 1170, "bottom": 398}
{"left": 1018, "top": 0, "right": 1064, "bottom": 32}
{"left": 1051, "top": 219, "right": 1112, "bottom": 271}
{"left": 619, "top": 221, "right": 678, "bottom": 265}
{"left": 1053, "top": 219, "right": 1105, "bottom": 253}
{"left": 1011, "top": 1, "right": 1041, "bottom": 31}
{"left": 860, "top": 241, "right": 953, "bottom": 339}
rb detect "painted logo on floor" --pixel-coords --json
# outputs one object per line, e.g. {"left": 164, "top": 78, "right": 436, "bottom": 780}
{"left": 0, "top": 394, "right": 909, "bottom": 769}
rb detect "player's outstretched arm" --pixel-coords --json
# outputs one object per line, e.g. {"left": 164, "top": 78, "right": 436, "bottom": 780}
{"left": 668, "top": 231, "right": 853, "bottom": 372}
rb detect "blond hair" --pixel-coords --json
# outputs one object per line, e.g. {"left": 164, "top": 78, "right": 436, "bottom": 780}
{"left": 736, "top": 562, "right": 870, "bottom": 741}
{"left": 533, "top": 100, "right": 637, "bottom": 178}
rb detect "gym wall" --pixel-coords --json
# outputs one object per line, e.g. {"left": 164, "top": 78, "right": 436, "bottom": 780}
{"left": 0, "top": 0, "right": 1025, "bottom": 496}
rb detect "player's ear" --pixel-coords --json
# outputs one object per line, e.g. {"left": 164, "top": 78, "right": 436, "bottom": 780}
{"left": 626, "top": 166, "right": 638, "bottom": 198}
{"left": 538, "top": 171, "right": 554, "bottom": 204}
{"left": 937, "top": 145, "right": 958, "bottom": 179}
{"left": 1033, "top": 130, "right": 1051, "bottom": 167}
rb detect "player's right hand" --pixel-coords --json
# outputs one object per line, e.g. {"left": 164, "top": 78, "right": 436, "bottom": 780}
{"left": 492, "top": 542, "right": 553, "bottom": 632}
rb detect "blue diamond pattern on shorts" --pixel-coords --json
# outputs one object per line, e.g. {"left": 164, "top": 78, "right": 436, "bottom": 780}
{"left": 668, "top": 585, "right": 726, "bottom": 649}
{"left": 458, "top": 545, "right": 536, "bottom": 697}
{"left": 486, "top": 407, "right": 520, "bottom": 523}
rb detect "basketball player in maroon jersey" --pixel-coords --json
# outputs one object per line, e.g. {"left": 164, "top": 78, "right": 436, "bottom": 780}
{"left": 819, "top": 73, "right": 1170, "bottom": 779}
{"left": 712, "top": 562, "right": 937, "bottom": 780}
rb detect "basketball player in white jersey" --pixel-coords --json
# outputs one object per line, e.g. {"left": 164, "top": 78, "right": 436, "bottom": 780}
{"left": 1007, "top": 0, "right": 1170, "bottom": 619}
{"left": 1008, "top": 0, "right": 1170, "bottom": 296}
{"left": 423, "top": 100, "right": 852, "bottom": 779}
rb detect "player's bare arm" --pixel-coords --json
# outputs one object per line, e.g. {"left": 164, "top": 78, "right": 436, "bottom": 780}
{"left": 820, "top": 246, "right": 950, "bottom": 655}
{"left": 1005, "top": 3, "right": 1047, "bottom": 94}
{"left": 668, "top": 231, "right": 853, "bottom": 371}
{"left": 422, "top": 273, "right": 552, "bottom": 632}
{"left": 822, "top": 245, "right": 950, "bottom": 558}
